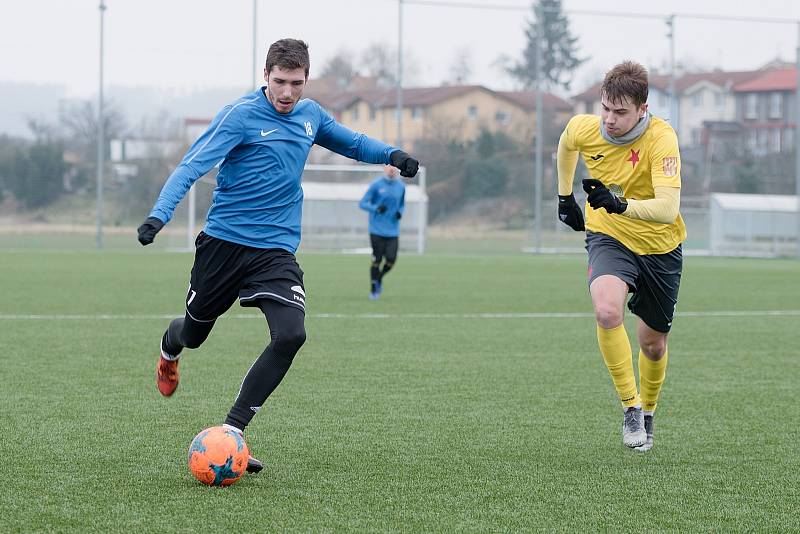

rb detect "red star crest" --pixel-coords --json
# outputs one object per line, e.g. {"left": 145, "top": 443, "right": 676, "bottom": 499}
{"left": 628, "top": 149, "right": 640, "bottom": 168}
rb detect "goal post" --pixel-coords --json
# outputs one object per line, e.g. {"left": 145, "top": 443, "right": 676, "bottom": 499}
{"left": 173, "top": 164, "right": 428, "bottom": 253}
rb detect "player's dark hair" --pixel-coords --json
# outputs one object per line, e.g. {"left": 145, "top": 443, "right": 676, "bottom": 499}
{"left": 265, "top": 39, "right": 310, "bottom": 77}
{"left": 601, "top": 61, "right": 649, "bottom": 107}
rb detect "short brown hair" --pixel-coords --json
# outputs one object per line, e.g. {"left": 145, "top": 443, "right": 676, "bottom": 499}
{"left": 601, "top": 61, "right": 648, "bottom": 107}
{"left": 265, "top": 39, "right": 310, "bottom": 77}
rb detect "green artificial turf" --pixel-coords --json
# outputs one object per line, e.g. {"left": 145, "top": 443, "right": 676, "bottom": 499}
{"left": 1, "top": 251, "right": 798, "bottom": 532}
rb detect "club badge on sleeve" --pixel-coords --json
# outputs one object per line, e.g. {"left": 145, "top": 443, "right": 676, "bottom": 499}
{"left": 662, "top": 157, "right": 678, "bottom": 177}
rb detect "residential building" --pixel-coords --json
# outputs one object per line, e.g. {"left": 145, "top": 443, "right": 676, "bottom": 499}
{"left": 733, "top": 67, "right": 797, "bottom": 156}
{"left": 677, "top": 71, "right": 761, "bottom": 147}
{"left": 571, "top": 69, "right": 763, "bottom": 147}
{"left": 306, "top": 84, "right": 572, "bottom": 150}
{"left": 495, "top": 90, "right": 573, "bottom": 142}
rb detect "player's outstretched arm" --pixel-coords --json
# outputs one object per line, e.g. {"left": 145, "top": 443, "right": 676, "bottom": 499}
{"left": 313, "top": 104, "right": 419, "bottom": 177}
{"left": 146, "top": 102, "right": 246, "bottom": 231}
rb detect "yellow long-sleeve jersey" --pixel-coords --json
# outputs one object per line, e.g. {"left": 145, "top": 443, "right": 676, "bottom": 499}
{"left": 557, "top": 114, "right": 687, "bottom": 255}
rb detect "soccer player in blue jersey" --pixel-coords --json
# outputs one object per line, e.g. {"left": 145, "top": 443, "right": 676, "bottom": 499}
{"left": 359, "top": 164, "right": 405, "bottom": 299}
{"left": 136, "top": 39, "right": 419, "bottom": 473}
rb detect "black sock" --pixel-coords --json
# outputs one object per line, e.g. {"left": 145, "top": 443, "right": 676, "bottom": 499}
{"left": 379, "top": 262, "right": 393, "bottom": 281}
{"left": 162, "top": 318, "right": 185, "bottom": 356}
{"left": 224, "top": 299, "right": 306, "bottom": 431}
{"left": 371, "top": 265, "right": 380, "bottom": 289}
{"left": 161, "top": 315, "right": 215, "bottom": 356}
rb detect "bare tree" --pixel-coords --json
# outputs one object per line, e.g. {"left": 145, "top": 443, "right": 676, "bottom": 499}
{"left": 319, "top": 49, "right": 358, "bottom": 89}
{"left": 58, "top": 99, "right": 128, "bottom": 162}
{"left": 361, "top": 43, "right": 397, "bottom": 87}
{"left": 448, "top": 46, "right": 473, "bottom": 85}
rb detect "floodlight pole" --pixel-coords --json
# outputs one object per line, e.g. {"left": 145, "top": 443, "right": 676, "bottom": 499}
{"left": 96, "top": 0, "right": 106, "bottom": 250}
{"left": 252, "top": 0, "right": 258, "bottom": 90}
{"left": 795, "top": 22, "right": 800, "bottom": 257}
{"left": 533, "top": 3, "right": 544, "bottom": 253}
{"left": 667, "top": 15, "right": 677, "bottom": 130}
{"left": 418, "top": 166, "right": 427, "bottom": 254}
{"left": 396, "top": 0, "right": 404, "bottom": 148}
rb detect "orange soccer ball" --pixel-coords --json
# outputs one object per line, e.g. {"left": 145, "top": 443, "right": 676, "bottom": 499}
{"left": 187, "top": 426, "right": 249, "bottom": 486}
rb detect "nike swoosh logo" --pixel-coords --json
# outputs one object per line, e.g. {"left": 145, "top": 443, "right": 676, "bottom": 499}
{"left": 260, "top": 128, "right": 278, "bottom": 137}
{"left": 590, "top": 154, "right": 604, "bottom": 161}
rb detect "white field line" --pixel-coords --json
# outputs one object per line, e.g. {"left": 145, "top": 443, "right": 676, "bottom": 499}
{"left": 0, "top": 310, "right": 799, "bottom": 320}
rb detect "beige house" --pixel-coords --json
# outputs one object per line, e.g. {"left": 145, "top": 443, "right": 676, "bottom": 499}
{"left": 307, "top": 84, "right": 572, "bottom": 150}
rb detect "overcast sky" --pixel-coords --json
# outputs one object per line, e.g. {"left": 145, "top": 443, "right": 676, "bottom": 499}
{"left": 3, "top": 0, "right": 800, "bottom": 98}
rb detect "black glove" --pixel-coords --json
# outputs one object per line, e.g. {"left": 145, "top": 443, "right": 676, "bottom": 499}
{"left": 390, "top": 150, "right": 419, "bottom": 178}
{"left": 395, "top": 212, "right": 402, "bottom": 220}
{"left": 137, "top": 216, "right": 165, "bottom": 245}
{"left": 582, "top": 179, "right": 627, "bottom": 214}
{"left": 376, "top": 205, "right": 387, "bottom": 214}
{"left": 557, "top": 194, "right": 585, "bottom": 231}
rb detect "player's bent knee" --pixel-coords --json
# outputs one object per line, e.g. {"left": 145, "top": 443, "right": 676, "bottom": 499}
{"left": 641, "top": 339, "right": 667, "bottom": 360}
{"left": 274, "top": 325, "right": 306, "bottom": 355}
{"left": 594, "top": 305, "right": 624, "bottom": 329}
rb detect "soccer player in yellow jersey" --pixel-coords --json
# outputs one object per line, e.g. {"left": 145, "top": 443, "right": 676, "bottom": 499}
{"left": 556, "top": 61, "right": 686, "bottom": 451}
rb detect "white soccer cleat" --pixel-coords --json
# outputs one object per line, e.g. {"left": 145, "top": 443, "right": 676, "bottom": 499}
{"left": 622, "top": 406, "right": 647, "bottom": 448}
{"left": 634, "top": 414, "right": 655, "bottom": 452}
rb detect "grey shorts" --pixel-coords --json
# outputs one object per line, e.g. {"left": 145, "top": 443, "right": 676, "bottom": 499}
{"left": 585, "top": 231, "right": 682, "bottom": 333}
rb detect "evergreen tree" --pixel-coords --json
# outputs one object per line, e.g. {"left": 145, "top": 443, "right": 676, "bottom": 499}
{"left": 508, "top": 0, "right": 586, "bottom": 90}
{"left": 6, "top": 141, "right": 66, "bottom": 209}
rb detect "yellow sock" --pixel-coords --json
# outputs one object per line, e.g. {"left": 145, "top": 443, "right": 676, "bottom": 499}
{"left": 639, "top": 348, "right": 668, "bottom": 414}
{"left": 596, "top": 324, "right": 640, "bottom": 408}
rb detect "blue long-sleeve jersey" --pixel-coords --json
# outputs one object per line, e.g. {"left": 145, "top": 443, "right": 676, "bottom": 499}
{"left": 149, "top": 89, "right": 399, "bottom": 252}
{"left": 359, "top": 175, "right": 406, "bottom": 237}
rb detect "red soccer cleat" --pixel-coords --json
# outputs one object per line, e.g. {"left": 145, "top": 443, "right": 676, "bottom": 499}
{"left": 156, "top": 351, "right": 179, "bottom": 397}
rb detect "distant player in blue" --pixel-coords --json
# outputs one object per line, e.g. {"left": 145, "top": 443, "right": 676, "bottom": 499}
{"left": 359, "top": 165, "right": 405, "bottom": 299}
{"left": 136, "top": 39, "right": 419, "bottom": 474}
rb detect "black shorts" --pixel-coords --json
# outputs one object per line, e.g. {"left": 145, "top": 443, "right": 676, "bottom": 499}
{"left": 185, "top": 232, "right": 306, "bottom": 322}
{"left": 370, "top": 234, "right": 399, "bottom": 263}
{"left": 585, "top": 231, "right": 682, "bottom": 333}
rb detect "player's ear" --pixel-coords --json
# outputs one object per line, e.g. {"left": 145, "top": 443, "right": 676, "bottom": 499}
{"left": 640, "top": 103, "right": 649, "bottom": 118}
{"left": 263, "top": 67, "right": 269, "bottom": 82}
